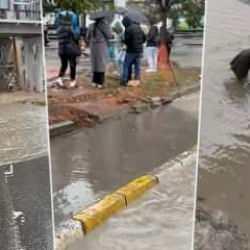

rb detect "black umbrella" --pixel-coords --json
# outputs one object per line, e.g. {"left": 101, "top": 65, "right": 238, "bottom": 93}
{"left": 230, "top": 49, "right": 250, "bottom": 80}
{"left": 89, "top": 10, "right": 113, "bottom": 21}
{"left": 116, "top": 7, "right": 148, "bottom": 24}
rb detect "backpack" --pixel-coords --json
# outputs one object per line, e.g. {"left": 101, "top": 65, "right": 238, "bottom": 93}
{"left": 56, "top": 11, "right": 80, "bottom": 40}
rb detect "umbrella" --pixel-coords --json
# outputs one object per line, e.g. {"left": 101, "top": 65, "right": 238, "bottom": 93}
{"left": 230, "top": 49, "right": 250, "bottom": 80}
{"left": 89, "top": 10, "right": 113, "bottom": 21}
{"left": 116, "top": 7, "right": 148, "bottom": 24}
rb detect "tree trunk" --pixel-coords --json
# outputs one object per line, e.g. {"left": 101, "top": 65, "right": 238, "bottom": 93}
{"left": 161, "top": 10, "right": 167, "bottom": 28}
{"left": 158, "top": 8, "right": 170, "bottom": 70}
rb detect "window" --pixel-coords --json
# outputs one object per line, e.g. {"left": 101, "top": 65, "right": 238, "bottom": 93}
{"left": 0, "top": 0, "right": 9, "bottom": 10}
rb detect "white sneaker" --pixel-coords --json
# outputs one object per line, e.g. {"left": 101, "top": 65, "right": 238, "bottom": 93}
{"left": 56, "top": 77, "right": 64, "bottom": 87}
{"left": 146, "top": 68, "right": 154, "bottom": 73}
{"left": 91, "top": 83, "right": 97, "bottom": 88}
{"left": 97, "top": 84, "right": 104, "bottom": 89}
{"left": 69, "top": 80, "right": 77, "bottom": 88}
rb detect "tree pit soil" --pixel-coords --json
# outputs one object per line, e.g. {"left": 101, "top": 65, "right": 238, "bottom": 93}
{"left": 48, "top": 65, "right": 200, "bottom": 127}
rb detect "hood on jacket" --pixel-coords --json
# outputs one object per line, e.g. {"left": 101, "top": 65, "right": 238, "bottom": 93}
{"left": 122, "top": 16, "right": 132, "bottom": 28}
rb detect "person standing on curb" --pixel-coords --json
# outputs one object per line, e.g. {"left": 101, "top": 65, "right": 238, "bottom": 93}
{"left": 87, "top": 12, "right": 113, "bottom": 89}
{"left": 146, "top": 25, "right": 159, "bottom": 72}
{"left": 121, "top": 16, "right": 146, "bottom": 87}
{"left": 55, "top": 10, "right": 81, "bottom": 88}
{"left": 112, "top": 21, "right": 125, "bottom": 77}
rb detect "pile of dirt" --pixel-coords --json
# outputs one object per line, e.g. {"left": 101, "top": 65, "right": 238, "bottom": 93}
{"left": 48, "top": 66, "right": 200, "bottom": 126}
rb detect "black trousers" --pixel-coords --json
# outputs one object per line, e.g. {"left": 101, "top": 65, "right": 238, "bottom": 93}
{"left": 92, "top": 72, "right": 105, "bottom": 85}
{"left": 59, "top": 54, "right": 77, "bottom": 81}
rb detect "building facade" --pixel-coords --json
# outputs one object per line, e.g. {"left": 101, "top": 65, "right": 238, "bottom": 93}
{"left": 0, "top": 0, "right": 44, "bottom": 92}
{"left": 0, "top": 0, "right": 40, "bottom": 21}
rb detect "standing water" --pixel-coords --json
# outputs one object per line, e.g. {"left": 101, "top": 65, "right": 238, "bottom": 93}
{"left": 51, "top": 92, "right": 200, "bottom": 249}
{"left": 69, "top": 151, "right": 196, "bottom": 250}
{"left": 198, "top": 0, "right": 250, "bottom": 238}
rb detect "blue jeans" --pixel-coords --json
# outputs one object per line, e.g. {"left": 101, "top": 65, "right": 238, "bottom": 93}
{"left": 122, "top": 53, "right": 141, "bottom": 84}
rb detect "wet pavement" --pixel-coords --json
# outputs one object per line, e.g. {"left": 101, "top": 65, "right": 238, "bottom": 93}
{"left": 68, "top": 150, "right": 196, "bottom": 250}
{"left": 198, "top": 0, "right": 250, "bottom": 239}
{"left": 0, "top": 103, "right": 48, "bottom": 166}
{"left": 51, "top": 91, "right": 199, "bottom": 231}
{"left": 0, "top": 157, "right": 53, "bottom": 250}
{"left": 172, "top": 36, "right": 203, "bottom": 69}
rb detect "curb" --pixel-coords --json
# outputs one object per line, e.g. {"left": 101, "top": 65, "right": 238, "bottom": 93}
{"left": 50, "top": 120, "right": 76, "bottom": 137}
{"left": 73, "top": 175, "right": 159, "bottom": 234}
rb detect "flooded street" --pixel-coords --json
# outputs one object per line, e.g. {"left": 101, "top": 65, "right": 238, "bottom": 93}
{"left": 69, "top": 150, "right": 196, "bottom": 250}
{"left": 51, "top": 91, "right": 199, "bottom": 240}
{"left": 0, "top": 157, "right": 53, "bottom": 250}
{"left": 198, "top": 0, "right": 250, "bottom": 238}
{"left": 0, "top": 103, "right": 48, "bottom": 166}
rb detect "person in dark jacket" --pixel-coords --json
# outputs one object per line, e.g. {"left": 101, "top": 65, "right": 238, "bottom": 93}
{"left": 87, "top": 17, "right": 112, "bottom": 88}
{"left": 121, "top": 16, "right": 146, "bottom": 86}
{"left": 146, "top": 25, "right": 159, "bottom": 72}
{"left": 160, "top": 26, "right": 174, "bottom": 56}
{"left": 56, "top": 13, "right": 80, "bottom": 88}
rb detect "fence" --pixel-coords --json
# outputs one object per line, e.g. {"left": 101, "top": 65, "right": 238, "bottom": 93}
{"left": 0, "top": 0, "right": 41, "bottom": 21}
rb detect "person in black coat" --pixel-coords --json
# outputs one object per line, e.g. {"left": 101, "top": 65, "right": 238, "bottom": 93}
{"left": 121, "top": 16, "right": 146, "bottom": 86}
{"left": 56, "top": 15, "right": 80, "bottom": 88}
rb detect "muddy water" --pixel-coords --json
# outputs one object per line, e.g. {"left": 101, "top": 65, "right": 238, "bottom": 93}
{"left": 198, "top": 0, "right": 250, "bottom": 238}
{"left": 69, "top": 151, "right": 196, "bottom": 250}
{"left": 51, "top": 92, "right": 199, "bottom": 235}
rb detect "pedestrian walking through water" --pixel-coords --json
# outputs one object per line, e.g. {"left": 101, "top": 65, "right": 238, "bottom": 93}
{"left": 146, "top": 25, "right": 159, "bottom": 72}
{"left": 87, "top": 12, "right": 113, "bottom": 88}
{"left": 55, "top": 11, "right": 81, "bottom": 88}
{"left": 121, "top": 16, "right": 146, "bottom": 87}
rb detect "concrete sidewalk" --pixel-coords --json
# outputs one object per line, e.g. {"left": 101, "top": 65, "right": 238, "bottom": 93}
{"left": 0, "top": 91, "right": 49, "bottom": 166}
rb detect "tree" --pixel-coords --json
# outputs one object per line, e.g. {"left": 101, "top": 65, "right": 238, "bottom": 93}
{"left": 42, "top": 0, "right": 109, "bottom": 14}
{"left": 42, "top": 0, "right": 56, "bottom": 14}
{"left": 180, "top": 0, "right": 204, "bottom": 28}
{"left": 143, "top": 0, "right": 204, "bottom": 29}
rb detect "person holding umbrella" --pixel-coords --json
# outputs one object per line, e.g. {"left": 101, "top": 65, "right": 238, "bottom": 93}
{"left": 87, "top": 11, "right": 113, "bottom": 88}
{"left": 120, "top": 12, "right": 146, "bottom": 87}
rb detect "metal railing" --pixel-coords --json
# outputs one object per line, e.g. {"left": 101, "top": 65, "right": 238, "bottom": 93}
{"left": 0, "top": 0, "right": 41, "bottom": 21}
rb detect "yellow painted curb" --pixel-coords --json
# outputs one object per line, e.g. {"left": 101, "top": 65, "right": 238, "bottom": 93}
{"left": 116, "top": 175, "right": 159, "bottom": 204}
{"left": 73, "top": 193, "right": 126, "bottom": 234}
{"left": 73, "top": 175, "right": 159, "bottom": 234}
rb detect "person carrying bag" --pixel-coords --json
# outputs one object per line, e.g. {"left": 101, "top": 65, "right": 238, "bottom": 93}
{"left": 55, "top": 11, "right": 81, "bottom": 88}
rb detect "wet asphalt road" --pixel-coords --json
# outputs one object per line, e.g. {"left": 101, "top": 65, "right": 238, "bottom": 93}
{"left": 0, "top": 157, "right": 53, "bottom": 250}
{"left": 51, "top": 91, "right": 199, "bottom": 230}
{"left": 197, "top": 0, "right": 250, "bottom": 238}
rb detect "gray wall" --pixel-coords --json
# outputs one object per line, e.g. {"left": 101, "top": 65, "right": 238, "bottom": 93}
{"left": 0, "top": 36, "right": 45, "bottom": 92}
